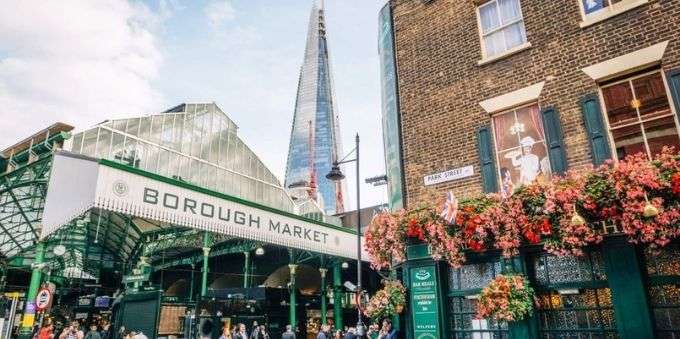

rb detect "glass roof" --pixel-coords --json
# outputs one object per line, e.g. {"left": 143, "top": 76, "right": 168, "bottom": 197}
{"left": 0, "top": 104, "right": 331, "bottom": 279}
{"left": 66, "top": 102, "right": 303, "bottom": 213}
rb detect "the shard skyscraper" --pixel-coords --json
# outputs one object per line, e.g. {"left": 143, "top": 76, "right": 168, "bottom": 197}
{"left": 284, "top": 0, "right": 346, "bottom": 215}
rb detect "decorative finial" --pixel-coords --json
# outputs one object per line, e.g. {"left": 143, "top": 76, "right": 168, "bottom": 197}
{"left": 571, "top": 206, "right": 586, "bottom": 226}
{"left": 643, "top": 193, "right": 659, "bottom": 217}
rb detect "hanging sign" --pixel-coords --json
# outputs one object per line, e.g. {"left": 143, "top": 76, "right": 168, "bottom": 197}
{"left": 410, "top": 266, "right": 441, "bottom": 339}
{"left": 35, "top": 287, "right": 52, "bottom": 311}
{"left": 123, "top": 274, "right": 150, "bottom": 284}
{"left": 423, "top": 165, "right": 474, "bottom": 186}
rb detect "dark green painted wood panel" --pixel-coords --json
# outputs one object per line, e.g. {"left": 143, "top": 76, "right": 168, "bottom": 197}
{"left": 602, "top": 240, "right": 654, "bottom": 339}
{"left": 477, "top": 125, "right": 499, "bottom": 193}
{"left": 581, "top": 94, "right": 612, "bottom": 165}
{"left": 540, "top": 106, "right": 568, "bottom": 174}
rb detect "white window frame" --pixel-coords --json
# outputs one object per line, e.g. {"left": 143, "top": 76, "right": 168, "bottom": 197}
{"left": 475, "top": 0, "right": 530, "bottom": 63}
{"left": 490, "top": 102, "right": 551, "bottom": 191}
{"left": 577, "top": 0, "right": 649, "bottom": 28}
{"left": 598, "top": 69, "right": 680, "bottom": 161}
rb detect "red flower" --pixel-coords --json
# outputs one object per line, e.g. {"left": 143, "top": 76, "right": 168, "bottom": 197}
{"left": 406, "top": 220, "right": 424, "bottom": 240}
{"left": 467, "top": 240, "right": 484, "bottom": 252}
{"left": 672, "top": 172, "right": 680, "bottom": 195}
{"left": 540, "top": 219, "right": 551, "bottom": 235}
{"left": 524, "top": 230, "right": 540, "bottom": 244}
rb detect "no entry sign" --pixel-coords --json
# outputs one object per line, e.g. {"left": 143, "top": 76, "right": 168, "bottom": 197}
{"left": 35, "top": 287, "right": 52, "bottom": 311}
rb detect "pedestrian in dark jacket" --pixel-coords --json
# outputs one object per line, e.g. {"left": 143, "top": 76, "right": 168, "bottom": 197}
{"left": 281, "top": 325, "right": 296, "bottom": 339}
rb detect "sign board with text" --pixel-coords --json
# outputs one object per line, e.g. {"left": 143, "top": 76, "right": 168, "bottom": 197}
{"left": 423, "top": 166, "right": 474, "bottom": 186}
{"left": 409, "top": 265, "right": 441, "bottom": 339}
{"left": 42, "top": 152, "right": 367, "bottom": 260}
{"left": 35, "top": 287, "right": 52, "bottom": 311}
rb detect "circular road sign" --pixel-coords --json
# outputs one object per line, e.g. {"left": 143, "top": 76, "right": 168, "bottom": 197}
{"left": 35, "top": 287, "right": 52, "bottom": 311}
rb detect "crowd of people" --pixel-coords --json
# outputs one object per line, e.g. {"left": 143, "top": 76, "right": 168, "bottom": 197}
{"left": 298, "top": 319, "right": 396, "bottom": 339}
{"left": 217, "top": 321, "right": 270, "bottom": 339}
{"left": 35, "top": 315, "right": 397, "bottom": 339}
{"left": 217, "top": 318, "right": 396, "bottom": 339}
{"left": 34, "top": 319, "right": 113, "bottom": 339}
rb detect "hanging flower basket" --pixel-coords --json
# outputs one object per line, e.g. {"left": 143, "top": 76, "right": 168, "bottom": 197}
{"left": 363, "top": 148, "right": 680, "bottom": 270}
{"left": 476, "top": 274, "right": 534, "bottom": 322}
{"left": 363, "top": 280, "right": 406, "bottom": 322}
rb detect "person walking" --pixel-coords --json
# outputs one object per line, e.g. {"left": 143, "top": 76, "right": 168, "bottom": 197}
{"left": 250, "top": 322, "right": 259, "bottom": 339}
{"left": 377, "top": 320, "right": 396, "bottom": 339}
{"left": 38, "top": 323, "right": 55, "bottom": 339}
{"left": 281, "top": 325, "right": 295, "bottom": 339}
{"left": 59, "top": 321, "right": 84, "bottom": 339}
{"left": 257, "top": 325, "right": 269, "bottom": 339}
{"left": 234, "top": 324, "right": 248, "bottom": 339}
{"left": 316, "top": 325, "right": 330, "bottom": 339}
{"left": 342, "top": 327, "right": 356, "bottom": 339}
{"left": 84, "top": 324, "right": 101, "bottom": 339}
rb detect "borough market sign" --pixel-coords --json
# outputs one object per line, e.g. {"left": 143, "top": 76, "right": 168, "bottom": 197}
{"left": 42, "top": 152, "right": 367, "bottom": 260}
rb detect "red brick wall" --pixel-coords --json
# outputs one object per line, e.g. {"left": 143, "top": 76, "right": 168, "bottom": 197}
{"left": 390, "top": 0, "right": 680, "bottom": 206}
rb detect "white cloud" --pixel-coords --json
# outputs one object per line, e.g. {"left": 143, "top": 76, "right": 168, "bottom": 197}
{"left": 205, "top": 0, "right": 236, "bottom": 29}
{"left": 0, "top": 0, "right": 165, "bottom": 148}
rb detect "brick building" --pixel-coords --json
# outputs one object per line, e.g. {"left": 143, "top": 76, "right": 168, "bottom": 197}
{"left": 377, "top": 0, "right": 680, "bottom": 338}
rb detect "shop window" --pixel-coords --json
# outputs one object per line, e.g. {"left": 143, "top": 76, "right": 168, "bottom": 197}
{"left": 476, "top": 0, "right": 528, "bottom": 59}
{"left": 492, "top": 104, "right": 551, "bottom": 197}
{"left": 530, "top": 252, "right": 617, "bottom": 338}
{"left": 449, "top": 261, "right": 509, "bottom": 338}
{"left": 645, "top": 243, "right": 680, "bottom": 337}
{"left": 600, "top": 71, "right": 680, "bottom": 160}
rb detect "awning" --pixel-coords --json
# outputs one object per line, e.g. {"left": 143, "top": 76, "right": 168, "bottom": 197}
{"left": 42, "top": 151, "right": 367, "bottom": 260}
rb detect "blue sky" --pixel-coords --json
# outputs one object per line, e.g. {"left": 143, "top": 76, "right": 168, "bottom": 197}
{"left": 0, "top": 0, "right": 388, "bottom": 210}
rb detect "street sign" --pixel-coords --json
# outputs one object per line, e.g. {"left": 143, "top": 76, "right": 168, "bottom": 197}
{"left": 123, "top": 274, "right": 150, "bottom": 283}
{"left": 423, "top": 165, "right": 474, "bottom": 186}
{"left": 35, "top": 288, "right": 52, "bottom": 311}
{"left": 410, "top": 266, "right": 441, "bottom": 339}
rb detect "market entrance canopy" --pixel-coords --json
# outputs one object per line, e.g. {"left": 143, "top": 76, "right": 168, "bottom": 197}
{"left": 42, "top": 152, "right": 367, "bottom": 260}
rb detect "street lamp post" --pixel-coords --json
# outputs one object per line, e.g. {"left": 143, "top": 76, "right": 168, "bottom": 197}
{"left": 325, "top": 133, "right": 364, "bottom": 336}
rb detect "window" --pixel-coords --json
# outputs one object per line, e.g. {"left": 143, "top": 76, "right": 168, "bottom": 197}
{"left": 492, "top": 104, "right": 551, "bottom": 198}
{"left": 477, "top": 0, "right": 527, "bottom": 59}
{"left": 580, "top": 0, "right": 624, "bottom": 16}
{"left": 600, "top": 71, "right": 680, "bottom": 160}
{"left": 578, "top": 0, "right": 649, "bottom": 27}
{"left": 448, "top": 261, "right": 509, "bottom": 338}
{"left": 530, "top": 252, "right": 618, "bottom": 338}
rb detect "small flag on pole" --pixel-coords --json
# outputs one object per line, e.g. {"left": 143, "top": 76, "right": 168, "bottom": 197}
{"left": 440, "top": 191, "right": 458, "bottom": 224}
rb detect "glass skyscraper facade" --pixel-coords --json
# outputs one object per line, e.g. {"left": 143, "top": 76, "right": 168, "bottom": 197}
{"left": 65, "top": 103, "right": 326, "bottom": 217}
{"left": 284, "top": 1, "right": 347, "bottom": 215}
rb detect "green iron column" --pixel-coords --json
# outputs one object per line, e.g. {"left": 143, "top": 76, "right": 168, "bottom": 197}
{"left": 201, "top": 232, "right": 211, "bottom": 297}
{"left": 289, "top": 264, "right": 298, "bottom": 329}
{"left": 319, "top": 268, "right": 328, "bottom": 326}
{"left": 243, "top": 251, "right": 251, "bottom": 288}
{"left": 389, "top": 269, "right": 401, "bottom": 331}
{"left": 188, "top": 263, "right": 195, "bottom": 302}
{"left": 19, "top": 241, "right": 45, "bottom": 338}
{"left": 333, "top": 262, "right": 343, "bottom": 330}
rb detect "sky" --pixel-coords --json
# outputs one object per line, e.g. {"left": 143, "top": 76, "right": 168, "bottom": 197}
{"left": 0, "top": 0, "right": 389, "bottom": 210}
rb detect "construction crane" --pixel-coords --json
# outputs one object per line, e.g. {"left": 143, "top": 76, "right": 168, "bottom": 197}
{"left": 308, "top": 120, "right": 318, "bottom": 201}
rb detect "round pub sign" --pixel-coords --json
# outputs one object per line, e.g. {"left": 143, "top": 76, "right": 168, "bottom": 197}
{"left": 36, "top": 287, "right": 52, "bottom": 311}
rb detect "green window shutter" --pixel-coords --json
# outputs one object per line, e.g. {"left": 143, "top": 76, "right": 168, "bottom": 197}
{"left": 540, "top": 106, "right": 568, "bottom": 174}
{"left": 581, "top": 93, "right": 612, "bottom": 166}
{"left": 477, "top": 125, "right": 498, "bottom": 193}
{"left": 668, "top": 69, "right": 680, "bottom": 121}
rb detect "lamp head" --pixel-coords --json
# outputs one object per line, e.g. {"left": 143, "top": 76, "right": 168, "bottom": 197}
{"left": 325, "top": 164, "right": 345, "bottom": 181}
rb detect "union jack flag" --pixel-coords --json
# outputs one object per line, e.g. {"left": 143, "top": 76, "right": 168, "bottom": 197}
{"left": 440, "top": 191, "right": 459, "bottom": 224}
